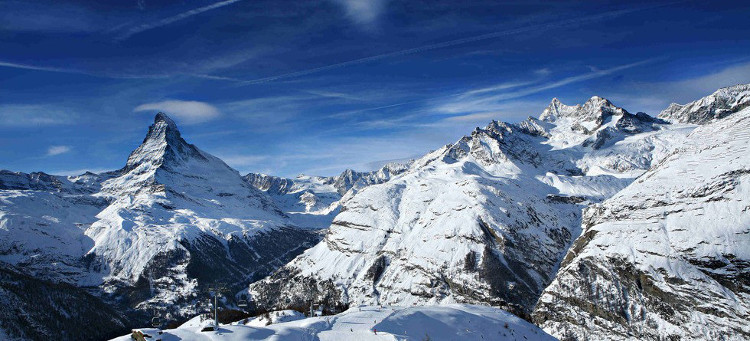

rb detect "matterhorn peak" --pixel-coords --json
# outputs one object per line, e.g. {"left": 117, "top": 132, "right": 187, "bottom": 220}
{"left": 123, "top": 112, "right": 205, "bottom": 172}
{"left": 154, "top": 112, "right": 178, "bottom": 129}
{"left": 144, "top": 112, "right": 181, "bottom": 144}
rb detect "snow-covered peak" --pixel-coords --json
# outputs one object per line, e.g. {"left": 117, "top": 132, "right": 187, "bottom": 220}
{"left": 534, "top": 97, "right": 667, "bottom": 150}
{"left": 540, "top": 96, "right": 629, "bottom": 124}
{"left": 123, "top": 112, "right": 204, "bottom": 172}
{"left": 154, "top": 111, "right": 177, "bottom": 128}
{"left": 658, "top": 83, "right": 750, "bottom": 124}
{"left": 534, "top": 106, "right": 750, "bottom": 340}
{"left": 539, "top": 97, "right": 574, "bottom": 122}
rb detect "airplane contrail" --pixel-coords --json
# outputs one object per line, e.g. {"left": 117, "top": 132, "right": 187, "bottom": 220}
{"left": 437, "top": 58, "right": 664, "bottom": 114}
{"left": 233, "top": 3, "right": 675, "bottom": 86}
{"left": 116, "top": 0, "right": 245, "bottom": 41}
{"left": 0, "top": 60, "right": 77, "bottom": 73}
{"left": 321, "top": 57, "right": 661, "bottom": 120}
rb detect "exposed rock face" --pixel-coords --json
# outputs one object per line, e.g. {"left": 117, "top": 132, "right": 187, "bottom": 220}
{"left": 539, "top": 96, "right": 666, "bottom": 150}
{"left": 0, "top": 263, "right": 133, "bottom": 341}
{"left": 243, "top": 173, "right": 295, "bottom": 195}
{"left": 243, "top": 162, "right": 412, "bottom": 230}
{"left": 331, "top": 162, "right": 411, "bottom": 195}
{"left": 533, "top": 107, "right": 750, "bottom": 340}
{"left": 247, "top": 97, "right": 686, "bottom": 319}
{"left": 0, "top": 170, "right": 115, "bottom": 193}
{"left": 4, "top": 84, "right": 750, "bottom": 340}
{"left": 658, "top": 83, "right": 750, "bottom": 124}
{"left": 84, "top": 114, "right": 322, "bottom": 316}
{"left": 245, "top": 163, "right": 411, "bottom": 198}
{"left": 0, "top": 113, "right": 320, "bottom": 334}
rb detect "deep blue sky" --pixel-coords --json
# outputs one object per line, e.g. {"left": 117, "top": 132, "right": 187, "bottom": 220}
{"left": 1, "top": 0, "right": 749, "bottom": 177}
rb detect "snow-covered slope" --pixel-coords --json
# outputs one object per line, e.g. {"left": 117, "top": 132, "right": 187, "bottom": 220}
{"left": 658, "top": 83, "right": 750, "bottom": 124}
{"left": 248, "top": 96, "right": 689, "bottom": 318}
{"left": 533, "top": 107, "right": 750, "bottom": 340}
{"left": 0, "top": 113, "right": 320, "bottom": 335}
{"left": 244, "top": 162, "right": 411, "bottom": 230}
{"left": 111, "top": 304, "right": 555, "bottom": 341}
{"left": 86, "top": 114, "right": 320, "bottom": 315}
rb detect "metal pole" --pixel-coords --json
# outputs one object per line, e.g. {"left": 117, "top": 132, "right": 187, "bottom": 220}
{"left": 214, "top": 293, "right": 218, "bottom": 327}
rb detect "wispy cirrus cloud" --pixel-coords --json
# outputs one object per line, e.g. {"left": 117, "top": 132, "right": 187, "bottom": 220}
{"left": 134, "top": 100, "right": 221, "bottom": 124}
{"left": 0, "top": 59, "right": 176, "bottom": 79}
{"left": 114, "top": 0, "right": 245, "bottom": 40}
{"left": 46, "top": 145, "right": 71, "bottom": 156}
{"left": 0, "top": 60, "right": 80, "bottom": 74}
{"left": 0, "top": 2, "right": 96, "bottom": 33}
{"left": 441, "top": 111, "right": 500, "bottom": 123}
{"left": 438, "top": 58, "right": 661, "bottom": 114}
{"left": 603, "top": 59, "right": 750, "bottom": 115}
{"left": 0, "top": 104, "right": 78, "bottom": 127}
{"left": 233, "top": 4, "right": 666, "bottom": 86}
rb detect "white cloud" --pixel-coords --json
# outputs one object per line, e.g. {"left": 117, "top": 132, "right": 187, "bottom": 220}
{"left": 331, "top": 0, "right": 388, "bottom": 29}
{"left": 46, "top": 145, "right": 71, "bottom": 156}
{"left": 134, "top": 100, "right": 220, "bottom": 124}
{"left": 0, "top": 104, "right": 77, "bottom": 127}
{"left": 534, "top": 68, "right": 551, "bottom": 76}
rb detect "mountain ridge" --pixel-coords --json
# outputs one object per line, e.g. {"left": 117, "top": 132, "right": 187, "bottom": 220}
{"left": 245, "top": 93, "right": 691, "bottom": 321}
{"left": 1, "top": 84, "right": 749, "bottom": 341}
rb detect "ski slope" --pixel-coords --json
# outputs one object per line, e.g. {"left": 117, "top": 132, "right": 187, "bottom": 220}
{"left": 111, "top": 304, "right": 555, "bottom": 341}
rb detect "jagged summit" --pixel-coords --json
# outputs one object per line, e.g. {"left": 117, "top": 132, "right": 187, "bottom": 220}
{"left": 534, "top": 106, "right": 750, "bottom": 340}
{"left": 539, "top": 96, "right": 629, "bottom": 123}
{"left": 658, "top": 83, "right": 750, "bottom": 124}
{"left": 533, "top": 96, "right": 665, "bottom": 150}
{"left": 154, "top": 111, "right": 176, "bottom": 126}
{"left": 124, "top": 112, "right": 206, "bottom": 172}
{"left": 144, "top": 112, "right": 181, "bottom": 144}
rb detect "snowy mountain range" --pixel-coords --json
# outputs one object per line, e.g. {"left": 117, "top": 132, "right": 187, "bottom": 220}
{"left": 534, "top": 100, "right": 750, "bottom": 339}
{"left": 246, "top": 94, "right": 690, "bottom": 318}
{"left": 243, "top": 161, "right": 411, "bottom": 229}
{"left": 0, "top": 113, "right": 320, "bottom": 339}
{"left": 1, "top": 83, "right": 748, "bottom": 340}
{"left": 248, "top": 84, "right": 749, "bottom": 340}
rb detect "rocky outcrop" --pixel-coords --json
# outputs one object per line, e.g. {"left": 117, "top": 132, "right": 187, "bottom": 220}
{"left": 0, "top": 113, "right": 321, "bottom": 333}
{"left": 533, "top": 107, "right": 750, "bottom": 340}
{"left": 248, "top": 96, "right": 683, "bottom": 320}
{"left": 658, "top": 83, "right": 750, "bottom": 124}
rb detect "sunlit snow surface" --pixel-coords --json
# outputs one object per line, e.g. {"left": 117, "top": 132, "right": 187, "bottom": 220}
{"left": 0, "top": 113, "right": 315, "bottom": 317}
{"left": 534, "top": 107, "right": 750, "bottom": 340}
{"left": 111, "top": 305, "right": 555, "bottom": 341}
{"left": 249, "top": 96, "right": 695, "bottom": 313}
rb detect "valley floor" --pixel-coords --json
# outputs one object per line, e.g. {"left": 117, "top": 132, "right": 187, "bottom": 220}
{"left": 111, "top": 304, "right": 554, "bottom": 341}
